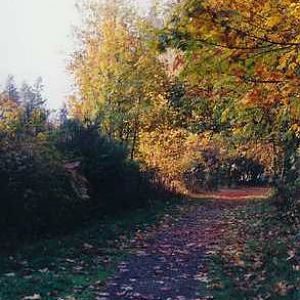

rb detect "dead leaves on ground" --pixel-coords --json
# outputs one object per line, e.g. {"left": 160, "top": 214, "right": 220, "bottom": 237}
{"left": 212, "top": 201, "right": 300, "bottom": 299}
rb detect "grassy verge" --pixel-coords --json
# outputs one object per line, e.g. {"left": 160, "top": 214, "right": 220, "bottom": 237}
{"left": 0, "top": 199, "right": 179, "bottom": 300}
{"left": 210, "top": 199, "right": 300, "bottom": 300}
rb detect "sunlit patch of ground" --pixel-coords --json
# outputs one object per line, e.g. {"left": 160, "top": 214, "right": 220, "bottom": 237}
{"left": 190, "top": 187, "right": 274, "bottom": 201}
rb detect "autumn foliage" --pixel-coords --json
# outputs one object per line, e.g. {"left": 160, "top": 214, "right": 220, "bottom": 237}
{"left": 0, "top": 0, "right": 299, "bottom": 240}
{"left": 67, "top": 0, "right": 299, "bottom": 197}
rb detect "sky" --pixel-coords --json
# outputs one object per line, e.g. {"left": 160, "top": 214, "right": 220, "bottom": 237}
{"left": 0, "top": 0, "right": 150, "bottom": 110}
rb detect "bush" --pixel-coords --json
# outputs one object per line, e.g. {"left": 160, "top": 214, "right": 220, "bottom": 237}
{"left": 0, "top": 137, "right": 82, "bottom": 238}
{"left": 0, "top": 120, "right": 173, "bottom": 242}
{"left": 55, "top": 121, "right": 158, "bottom": 210}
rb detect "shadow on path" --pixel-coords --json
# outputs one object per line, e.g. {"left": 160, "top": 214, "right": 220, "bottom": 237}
{"left": 99, "top": 188, "right": 273, "bottom": 300}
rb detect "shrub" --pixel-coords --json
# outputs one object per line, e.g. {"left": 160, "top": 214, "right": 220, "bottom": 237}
{"left": 0, "top": 137, "right": 82, "bottom": 238}
{"left": 55, "top": 121, "right": 157, "bottom": 210}
{"left": 0, "top": 120, "right": 174, "bottom": 242}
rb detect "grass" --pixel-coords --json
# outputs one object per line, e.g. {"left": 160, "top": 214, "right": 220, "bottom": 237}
{"left": 0, "top": 199, "right": 179, "bottom": 300}
{"left": 210, "top": 198, "right": 300, "bottom": 300}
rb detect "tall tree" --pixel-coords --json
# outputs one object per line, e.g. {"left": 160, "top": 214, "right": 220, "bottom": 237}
{"left": 69, "top": 0, "right": 166, "bottom": 158}
{"left": 0, "top": 92, "right": 21, "bottom": 137}
{"left": 5, "top": 75, "right": 20, "bottom": 104}
{"left": 19, "top": 77, "right": 48, "bottom": 136}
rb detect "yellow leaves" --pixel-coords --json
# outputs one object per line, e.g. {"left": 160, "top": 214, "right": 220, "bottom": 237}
{"left": 278, "top": 48, "right": 300, "bottom": 76}
{"left": 265, "top": 14, "right": 282, "bottom": 28}
{"left": 241, "top": 89, "right": 261, "bottom": 107}
{"left": 183, "top": 132, "right": 216, "bottom": 163}
{"left": 288, "top": 3, "right": 300, "bottom": 19}
{"left": 206, "top": 0, "right": 223, "bottom": 9}
{"left": 138, "top": 126, "right": 190, "bottom": 184}
{"left": 278, "top": 53, "right": 291, "bottom": 71}
{"left": 290, "top": 98, "right": 300, "bottom": 121}
{"left": 263, "top": 2, "right": 272, "bottom": 12}
{"left": 290, "top": 124, "right": 300, "bottom": 138}
{"left": 0, "top": 96, "right": 21, "bottom": 134}
{"left": 221, "top": 108, "right": 230, "bottom": 123}
{"left": 36, "top": 133, "right": 48, "bottom": 143}
{"left": 232, "top": 127, "right": 244, "bottom": 136}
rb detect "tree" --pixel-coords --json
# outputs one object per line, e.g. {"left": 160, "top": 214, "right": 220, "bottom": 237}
{"left": 0, "top": 92, "right": 21, "bottom": 137}
{"left": 160, "top": 0, "right": 300, "bottom": 185}
{"left": 69, "top": 0, "right": 167, "bottom": 159}
{"left": 19, "top": 77, "right": 48, "bottom": 136}
{"left": 59, "top": 103, "right": 69, "bottom": 126}
{"left": 5, "top": 75, "right": 20, "bottom": 104}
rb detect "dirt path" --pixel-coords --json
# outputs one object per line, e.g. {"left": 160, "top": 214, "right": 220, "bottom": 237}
{"left": 190, "top": 187, "right": 273, "bottom": 200}
{"left": 97, "top": 189, "right": 273, "bottom": 300}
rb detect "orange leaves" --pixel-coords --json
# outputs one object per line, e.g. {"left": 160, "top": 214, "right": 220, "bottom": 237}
{"left": 240, "top": 63, "right": 295, "bottom": 109}
{"left": 265, "top": 14, "right": 282, "bottom": 29}
{"left": 241, "top": 89, "right": 262, "bottom": 107}
{"left": 167, "top": 0, "right": 299, "bottom": 163}
{"left": 0, "top": 94, "right": 22, "bottom": 134}
{"left": 254, "top": 64, "right": 283, "bottom": 83}
{"left": 232, "top": 66, "right": 246, "bottom": 81}
{"left": 254, "top": 65, "right": 269, "bottom": 79}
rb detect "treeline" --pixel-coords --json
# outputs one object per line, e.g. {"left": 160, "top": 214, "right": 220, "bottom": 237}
{"left": 0, "top": 76, "right": 172, "bottom": 242}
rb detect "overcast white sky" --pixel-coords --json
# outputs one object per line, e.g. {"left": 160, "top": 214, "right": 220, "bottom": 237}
{"left": 0, "top": 0, "right": 150, "bottom": 109}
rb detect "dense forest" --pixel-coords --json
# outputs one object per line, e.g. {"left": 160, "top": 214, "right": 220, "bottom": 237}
{"left": 0, "top": 0, "right": 299, "bottom": 299}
